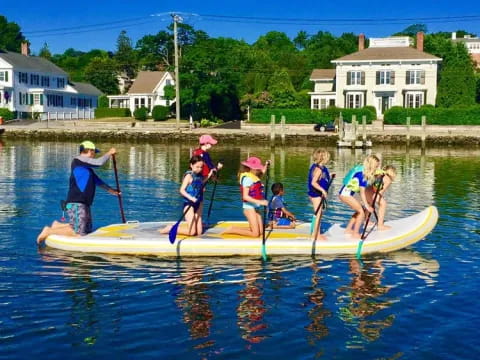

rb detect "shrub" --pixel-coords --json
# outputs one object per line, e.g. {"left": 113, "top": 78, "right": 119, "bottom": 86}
{"left": 0, "top": 108, "right": 15, "bottom": 121}
{"left": 250, "top": 107, "right": 376, "bottom": 124}
{"left": 98, "top": 95, "right": 109, "bottom": 108}
{"left": 133, "top": 107, "right": 148, "bottom": 121}
{"left": 383, "top": 105, "right": 480, "bottom": 125}
{"left": 95, "top": 108, "right": 131, "bottom": 118}
{"left": 151, "top": 105, "right": 169, "bottom": 121}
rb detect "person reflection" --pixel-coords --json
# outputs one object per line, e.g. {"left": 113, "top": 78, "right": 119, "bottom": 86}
{"left": 237, "top": 266, "right": 267, "bottom": 347}
{"left": 305, "top": 262, "right": 331, "bottom": 346}
{"left": 339, "top": 259, "right": 394, "bottom": 343}
{"left": 175, "top": 264, "right": 214, "bottom": 342}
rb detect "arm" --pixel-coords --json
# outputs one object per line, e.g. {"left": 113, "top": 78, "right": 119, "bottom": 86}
{"left": 202, "top": 152, "right": 216, "bottom": 172}
{"left": 281, "top": 207, "right": 296, "bottom": 220}
{"left": 311, "top": 167, "right": 327, "bottom": 197}
{"left": 360, "top": 187, "right": 373, "bottom": 213}
{"left": 76, "top": 148, "right": 117, "bottom": 167}
{"left": 94, "top": 173, "right": 119, "bottom": 195}
{"left": 179, "top": 174, "right": 197, "bottom": 203}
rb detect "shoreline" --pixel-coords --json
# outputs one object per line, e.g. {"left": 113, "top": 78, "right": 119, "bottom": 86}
{"left": 1, "top": 120, "right": 480, "bottom": 146}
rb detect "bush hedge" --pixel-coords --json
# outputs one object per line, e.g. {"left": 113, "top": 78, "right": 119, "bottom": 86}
{"left": 251, "top": 106, "right": 376, "bottom": 124}
{"left": 0, "top": 108, "right": 15, "bottom": 121}
{"left": 384, "top": 106, "right": 480, "bottom": 125}
{"left": 133, "top": 107, "right": 148, "bottom": 121}
{"left": 95, "top": 108, "right": 131, "bottom": 118}
{"left": 151, "top": 105, "right": 169, "bottom": 121}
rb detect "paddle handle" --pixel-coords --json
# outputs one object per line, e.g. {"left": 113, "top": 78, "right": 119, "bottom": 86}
{"left": 262, "top": 162, "right": 270, "bottom": 261}
{"left": 313, "top": 173, "right": 336, "bottom": 241}
{"left": 112, "top": 154, "right": 126, "bottom": 223}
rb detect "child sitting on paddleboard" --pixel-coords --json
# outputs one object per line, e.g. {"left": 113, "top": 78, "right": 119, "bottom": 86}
{"left": 223, "top": 156, "right": 269, "bottom": 237}
{"left": 338, "top": 154, "right": 380, "bottom": 239}
{"left": 269, "top": 183, "right": 296, "bottom": 229}
{"left": 308, "top": 148, "right": 333, "bottom": 240}
{"left": 365, "top": 165, "right": 397, "bottom": 231}
{"left": 193, "top": 134, "right": 223, "bottom": 177}
{"left": 160, "top": 155, "right": 214, "bottom": 236}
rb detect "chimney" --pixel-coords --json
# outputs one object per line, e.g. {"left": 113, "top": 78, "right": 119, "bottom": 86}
{"left": 358, "top": 33, "right": 365, "bottom": 51}
{"left": 21, "top": 41, "right": 29, "bottom": 56}
{"left": 416, "top": 32, "right": 424, "bottom": 52}
{"left": 452, "top": 32, "right": 457, "bottom": 40}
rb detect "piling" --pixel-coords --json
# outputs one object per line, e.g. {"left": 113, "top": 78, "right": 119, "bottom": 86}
{"left": 270, "top": 115, "right": 276, "bottom": 144}
{"left": 280, "top": 115, "right": 286, "bottom": 145}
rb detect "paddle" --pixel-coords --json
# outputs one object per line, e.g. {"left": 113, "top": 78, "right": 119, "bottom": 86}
{"left": 206, "top": 162, "right": 223, "bottom": 226}
{"left": 261, "top": 162, "right": 271, "bottom": 261}
{"left": 356, "top": 174, "right": 385, "bottom": 258}
{"left": 169, "top": 171, "right": 213, "bottom": 244}
{"left": 312, "top": 173, "right": 336, "bottom": 242}
{"left": 112, "top": 154, "right": 126, "bottom": 223}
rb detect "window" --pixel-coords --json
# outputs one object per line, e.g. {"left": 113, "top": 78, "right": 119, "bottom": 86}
{"left": 0, "top": 71, "right": 8, "bottom": 82}
{"left": 347, "top": 93, "right": 363, "bottom": 108}
{"left": 347, "top": 71, "right": 365, "bottom": 85}
{"left": 34, "top": 94, "right": 41, "bottom": 105}
{"left": 165, "top": 79, "right": 172, "bottom": 86}
{"left": 134, "top": 98, "right": 139, "bottom": 109}
{"left": 376, "top": 70, "right": 395, "bottom": 85}
{"left": 18, "top": 72, "right": 28, "bottom": 84}
{"left": 320, "top": 99, "right": 327, "bottom": 109}
{"left": 41, "top": 76, "right": 50, "bottom": 87}
{"left": 47, "top": 94, "right": 64, "bottom": 107}
{"left": 406, "top": 93, "right": 424, "bottom": 108}
{"left": 313, "top": 98, "right": 319, "bottom": 109}
{"left": 406, "top": 70, "right": 425, "bottom": 85}
{"left": 56, "top": 78, "right": 65, "bottom": 88}
{"left": 140, "top": 98, "right": 145, "bottom": 107}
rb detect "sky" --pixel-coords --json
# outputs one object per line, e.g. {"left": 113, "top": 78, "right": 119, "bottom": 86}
{"left": 2, "top": 0, "right": 480, "bottom": 54}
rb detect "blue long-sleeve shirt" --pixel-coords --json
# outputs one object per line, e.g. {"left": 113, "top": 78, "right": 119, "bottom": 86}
{"left": 66, "top": 154, "right": 112, "bottom": 206}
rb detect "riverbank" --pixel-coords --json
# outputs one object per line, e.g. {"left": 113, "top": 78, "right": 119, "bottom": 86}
{"left": 1, "top": 119, "right": 480, "bottom": 146}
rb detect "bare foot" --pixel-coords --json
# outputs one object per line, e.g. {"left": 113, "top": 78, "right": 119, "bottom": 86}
{"left": 377, "top": 225, "right": 391, "bottom": 231}
{"left": 51, "top": 220, "right": 65, "bottom": 228}
{"left": 159, "top": 225, "right": 172, "bottom": 234}
{"left": 37, "top": 226, "right": 50, "bottom": 244}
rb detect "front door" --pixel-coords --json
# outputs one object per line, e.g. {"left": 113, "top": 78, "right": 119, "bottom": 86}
{"left": 381, "top": 96, "right": 390, "bottom": 114}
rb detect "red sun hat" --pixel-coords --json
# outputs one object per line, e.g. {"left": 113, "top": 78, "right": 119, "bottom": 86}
{"left": 199, "top": 134, "right": 218, "bottom": 145}
{"left": 241, "top": 156, "right": 264, "bottom": 170}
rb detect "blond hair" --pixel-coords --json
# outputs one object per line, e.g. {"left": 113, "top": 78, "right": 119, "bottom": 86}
{"left": 383, "top": 165, "right": 397, "bottom": 181}
{"left": 312, "top": 148, "right": 330, "bottom": 166}
{"left": 363, "top": 155, "right": 380, "bottom": 184}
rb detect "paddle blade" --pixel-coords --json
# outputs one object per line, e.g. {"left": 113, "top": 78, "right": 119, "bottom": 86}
{"left": 169, "top": 222, "right": 179, "bottom": 244}
{"left": 356, "top": 240, "right": 364, "bottom": 259}
{"left": 261, "top": 244, "right": 267, "bottom": 261}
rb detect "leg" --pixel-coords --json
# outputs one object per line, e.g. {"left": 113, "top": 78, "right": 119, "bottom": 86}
{"left": 195, "top": 202, "right": 204, "bottom": 235}
{"left": 376, "top": 197, "right": 391, "bottom": 230}
{"left": 175, "top": 206, "right": 198, "bottom": 236}
{"left": 37, "top": 223, "right": 77, "bottom": 244}
{"left": 223, "top": 209, "right": 263, "bottom": 237}
{"left": 340, "top": 195, "right": 365, "bottom": 239}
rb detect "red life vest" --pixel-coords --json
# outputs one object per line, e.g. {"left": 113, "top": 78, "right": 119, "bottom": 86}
{"left": 239, "top": 172, "right": 264, "bottom": 202}
{"left": 192, "top": 148, "right": 210, "bottom": 177}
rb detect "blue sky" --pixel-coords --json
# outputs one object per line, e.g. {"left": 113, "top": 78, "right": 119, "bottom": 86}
{"left": 2, "top": 0, "right": 480, "bottom": 54}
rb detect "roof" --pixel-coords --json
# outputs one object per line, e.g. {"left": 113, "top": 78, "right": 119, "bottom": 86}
{"left": 333, "top": 47, "right": 441, "bottom": 62}
{"left": 127, "top": 71, "right": 171, "bottom": 94}
{"left": 0, "top": 51, "right": 67, "bottom": 75}
{"left": 71, "top": 82, "right": 102, "bottom": 96}
{"left": 310, "top": 69, "right": 336, "bottom": 80}
{"left": 453, "top": 37, "right": 480, "bottom": 43}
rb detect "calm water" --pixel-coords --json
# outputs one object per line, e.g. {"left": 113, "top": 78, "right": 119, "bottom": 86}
{"left": 0, "top": 139, "right": 479, "bottom": 359}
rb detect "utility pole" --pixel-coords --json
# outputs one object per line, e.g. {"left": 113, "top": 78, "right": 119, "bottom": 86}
{"left": 172, "top": 13, "right": 182, "bottom": 129}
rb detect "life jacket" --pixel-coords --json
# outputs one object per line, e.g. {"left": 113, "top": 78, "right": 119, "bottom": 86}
{"left": 184, "top": 170, "right": 204, "bottom": 202}
{"left": 269, "top": 195, "right": 285, "bottom": 220}
{"left": 342, "top": 164, "right": 366, "bottom": 193}
{"left": 372, "top": 169, "right": 385, "bottom": 191}
{"left": 239, "top": 172, "right": 264, "bottom": 202}
{"left": 307, "top": 164, "right": 331, "bottom": 196}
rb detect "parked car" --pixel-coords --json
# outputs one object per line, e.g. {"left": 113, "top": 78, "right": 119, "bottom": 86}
{"left": 314, "top": 122, "right": 337, "bottom": 132}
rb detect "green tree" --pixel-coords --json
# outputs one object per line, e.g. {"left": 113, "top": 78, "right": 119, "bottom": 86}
{"left": 38, "top": 42, "right": 52, "bottom": 60}
{"left": 393, "top": 24, "right": 428, "bottom": 37}
{"left": 115, "top": 30, "right": 137, "bottom": 78}
{"left": 0, "top": 15, "right": 26, "bottom": 51}
{"left": 84, "top": 57, "right": 119, "bottom": 95}
{"left": 431, "top": 40, "right": 477, "bottom": 107}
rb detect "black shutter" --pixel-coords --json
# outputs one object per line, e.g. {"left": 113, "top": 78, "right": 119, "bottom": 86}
{"left": 361, "top": 71, "right": 365, "bottom": 85}
{"left": 420, "top": 71, "right": 425, "bottom": 85}
{"left": 376, "top": 71, "right": 380, "bottom": 85}
{"left": 406, "top": 71, "right": 410, "bottom": 85}
{"left": 347, "top": 71, "right": 351, "bottom": 85}
{"left": 391, "top": 71, "right": 395, "bottom": 85}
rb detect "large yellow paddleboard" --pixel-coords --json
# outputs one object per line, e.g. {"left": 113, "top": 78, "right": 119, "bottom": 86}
{"left": 45, "top": 206, "right": 438, "bottom": 257}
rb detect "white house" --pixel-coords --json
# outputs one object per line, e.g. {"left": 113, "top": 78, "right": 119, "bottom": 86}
{"left": 0, "top": 43, "right": 102, "bottom": 120}
{"left": 107, "top": 71, "right": 175, "bottom": 114}
{"left": 310, "top": 33, "right": 442, "bottom": 118}
{"left": 451, "top": 32, "right": 480, "bottom": 68}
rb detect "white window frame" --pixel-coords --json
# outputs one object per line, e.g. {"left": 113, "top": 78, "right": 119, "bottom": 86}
{"left": 320, "top": 98, "right": 327, "bottom": 109}
{"left": 0, "top": 72, "right": 4, "bottom": 82}
{"left": 312, "top": 98, "right": 319, "bottom": 109}
{"left": 350, "top": 71, "right": 362, "bottom": 85}
{"left": 347, "top": 93, "right": 363, "bottom": 108}
{"left": 406, "top": 92, "right": 424, "bottom": 108}
{"left": 408, "top": 70, "right": 423, "bottom": 85}
{"left": 378, "top": 70, "right": 391, "bottom": 85}
{"left": 34, "top": 94, "right": 41, "bottom": 105}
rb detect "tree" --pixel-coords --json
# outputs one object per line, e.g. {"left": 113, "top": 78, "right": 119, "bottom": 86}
{"left": 38, "top": 43, "right": 52, "bottom": 60}
{"left": 115, "top": 30, "right": 137, "bottom": 79}
{"left": 435, "top": 41, "right": 477, "bottom": 107}
{"left": 84, "top": 57, "right": 119, "bottom": 95}
{"left": 393, "top": 24, "right": 428, "bottom": 37}
{"left": 0, "top": 15, "right": 26, "bottom": 51}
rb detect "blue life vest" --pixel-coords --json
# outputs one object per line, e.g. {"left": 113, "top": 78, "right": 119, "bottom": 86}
{"left": 307, "top": 164, "right": 331, "bottom": 197}
{"left": 184, "top": 170, "right": 204, "bottom": 202}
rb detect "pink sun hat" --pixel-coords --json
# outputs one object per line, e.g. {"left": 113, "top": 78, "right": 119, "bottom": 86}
{"left": 199, "top": 134, "right": 218, "bottom": 145}
{"left": 241, "top": 156, "right": 264, "bottom": 170}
